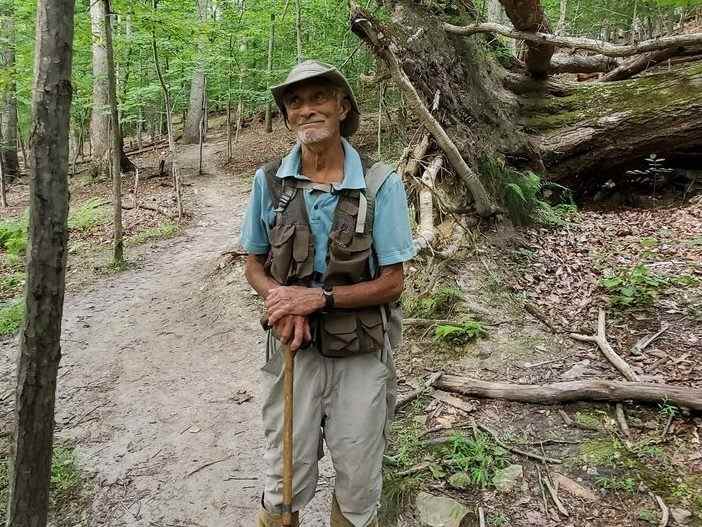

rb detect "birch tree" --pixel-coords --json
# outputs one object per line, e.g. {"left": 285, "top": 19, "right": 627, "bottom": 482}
{"left": 5, "top": 0, "right": 74, "bottom": 524}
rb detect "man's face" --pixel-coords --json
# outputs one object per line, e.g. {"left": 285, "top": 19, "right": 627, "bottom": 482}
{"left": 283, "top": 81, "right": 350, "bottom": 145}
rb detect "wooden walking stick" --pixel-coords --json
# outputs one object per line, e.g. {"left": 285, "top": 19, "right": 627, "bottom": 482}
{"left": 282, "top": 343, "right": 295, "bottom": 526}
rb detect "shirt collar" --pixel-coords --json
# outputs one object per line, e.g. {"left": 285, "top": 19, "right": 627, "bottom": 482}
{"left": 276, "top": 137, "right": 366, "bottom": 190}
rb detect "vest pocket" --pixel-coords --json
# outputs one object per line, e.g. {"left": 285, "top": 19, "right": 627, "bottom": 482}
{"left": 326, "top": 234, "right": 372, "bottom": 283}
{"left": 318, "top": 310, "right": 360, "bottom": 357}
{"left": 357, "top": 306, "right": 385, "bottom": 353}
{"left": 268, "top": 223, "right": 296, "bottom": 284}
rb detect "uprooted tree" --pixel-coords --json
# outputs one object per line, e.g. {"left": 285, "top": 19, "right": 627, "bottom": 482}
{"left": 350, "top": 1, "right": 702, "bottom": 217}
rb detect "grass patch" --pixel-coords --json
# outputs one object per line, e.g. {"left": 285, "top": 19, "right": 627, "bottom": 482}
{"left": 402, "top": 286, "right": 463, "bottom": 319}
{"left": 68, "top": 198, "right": 110, "bottom": 232}
{"left": 127, "top": 222, "right": 179, "bottom": 246}
{"left": 0, "top": 272, "right": 25, "bottom": 299}
{"left": 0, "top": 298, "right": 24, "bottom": 336}
{"left": 0, "top": 216, "right": 28, "bottom": 267}
{"left": 0, "top": 444, "right": 84, "bottom": 525}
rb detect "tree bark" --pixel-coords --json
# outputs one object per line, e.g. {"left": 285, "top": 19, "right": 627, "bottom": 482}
{"left": 498, "top": 0, "right": 555, "bottom": 78}
{"left": 436, "top": 376, "right": 702, "bottom": 411}
{"left": 90, "top": 0, "right": 134, "bottom": 176}
{"left": 102, "top": 0, "right": 124, "bottom": 265}
{"left": 6, "top": 0, "right": 74, "bottom": 525}
{"left": 599, "top": 48, "right": 680, "bottom": 82}
{"left": 521, "top": 63, "right": 702, "bottom": 185}
{"left": 444, "top": 21, "right": 702, "bottom": 58}
{"left": 549, "top": 53, "right": 619, "bottom": 74}
{"left": 183, "top": 0, "right": 208, "bottom": 144}
{"left": 1, "top": 10, "right": 19, "bottom": 179}
{"left": 295, "top": 0, "right": 303, "bottom": 63}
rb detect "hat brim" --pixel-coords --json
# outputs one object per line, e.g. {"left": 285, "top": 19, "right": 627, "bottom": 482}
{"left": 271, "top": 67, "right": 360, "bottom": 138}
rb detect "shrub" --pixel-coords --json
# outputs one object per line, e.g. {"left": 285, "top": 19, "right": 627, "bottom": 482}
{"left": 434, "top": 320, "right": 487, "bottom": 344}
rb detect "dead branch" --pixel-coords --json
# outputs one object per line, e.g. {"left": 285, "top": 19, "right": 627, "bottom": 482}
{"left": 186, "top": 454, "right": 235, "bottom": 477}
{"left": 631, "top": 324, "right": 669, "bottom": 355}
{"left": 430, "top": 389, "right": 477, "bottom": 414}
{"left": 550, "top": 53, "right": 619, "bottom": 74}
{"left": 525, "top": 302, "right": 557, "bottom": 332}
{"left": 478, "top": 507, "right": 486, "bottom": 527}
{"left": 478, "top": 422, "right": 562, "bottom": 464}
{"left": 404, "top": 133, "right": 430, "bottom": 179}
{"left": 615, "top": 403, "right": 631, "bottom": 438}
{"left": 544, "top": 476, "right": 569, "bottom": 516}
{"left": 396, "top": 371, "right": 443, "bottom": 409}
{"left": 122, "top": 203, "right": 174, "bottom": 220}
{"left": 443, "top": 22, "right": 702, "bottom": 58}
{"left": 600, "top": 48, "right": 680, "bottom": 82}
{"left": 570, "top": 309, "right": 639, "bottom": 382}
{"left": 653, "top": 493, "right": 669, "bottom": 527}
{"left": 415, "top": 156, "right": 443, "bottom": 252}
{"left": 351, "top": 9, "right": 496, "bottom": 217}
{"left": 436, "top": 375, "right": 702, "bottom": 411}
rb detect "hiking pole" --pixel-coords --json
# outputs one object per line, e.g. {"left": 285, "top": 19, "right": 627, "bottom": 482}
{"left": 282, "top": 342, "right": 294, "bottom": 527}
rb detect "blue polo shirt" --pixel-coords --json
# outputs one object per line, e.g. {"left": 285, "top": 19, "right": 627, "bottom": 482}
{"left": 240, "top": 138, "right": 415, "bottom": 273}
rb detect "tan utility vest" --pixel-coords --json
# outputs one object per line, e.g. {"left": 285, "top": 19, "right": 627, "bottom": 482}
{"left": 262, "top": 157, "right": 401, "bottom": 357}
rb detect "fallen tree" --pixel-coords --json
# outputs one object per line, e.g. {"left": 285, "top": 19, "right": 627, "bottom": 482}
{"left": 436, "top": 376, "right": 702, "bottom": 412}
{"left": 350, "top": 0, "right": 702, "bottom": 212}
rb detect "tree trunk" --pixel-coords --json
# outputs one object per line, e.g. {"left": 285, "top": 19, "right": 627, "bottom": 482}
{"left": 265, "top": 13, "right": 275, "bottom": 134}
{"left": 295, "top": 0, "right": 303, "bottom": 63}
{"left": 102, "top": 0, "right": 124, "bottom": 265}
{"left": 183, "top": 0, "right": 208, "bottom": 144}
{"left": 499, "top": 0, "right": 555, "bottom": 77}
{"left": 90, "top": 0, "right": 134, "bottom": 176}
{"left": 1, "top": 10, "right": 19, "bottom": 179}
{"left": 0, "top": 145, "right": 7, "bottom": 207}
{"left": 6, "top": 0, "right": 74, "bottom": 525}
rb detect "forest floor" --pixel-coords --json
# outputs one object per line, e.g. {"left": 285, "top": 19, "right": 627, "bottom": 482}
{"left": 0, "top": 115, "right": 701, "bottom": 527}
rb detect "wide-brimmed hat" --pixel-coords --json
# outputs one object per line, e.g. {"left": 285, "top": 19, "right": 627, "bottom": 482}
{"left": 271, "top": 60, "right": 360, "bottom": 137}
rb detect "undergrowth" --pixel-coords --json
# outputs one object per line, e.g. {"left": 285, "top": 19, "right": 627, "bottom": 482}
{"left": 402, "top": 286, "right": 463, "bottom": 319}
{"left": 600, "top": 264, "right": 698, "bottom": 307}
{"left": 0, "top": 216, "right": 28, "bottom": 267}
{"left": 0, "top": 298, "right": 24, "bottom": 336}
{"left": 68, "top": 198, "right": 110, "bottom": 232}
{"left": 434, "top": 320, "right": 487, "bottom": 345}
{"left": 440, "top": 432, "right": 508, "bottom": 489}
{"left": 127, "top": 222, "right": 179, "bottom": 246}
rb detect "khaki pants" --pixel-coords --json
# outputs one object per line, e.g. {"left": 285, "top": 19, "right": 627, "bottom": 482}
{"left": 260, "top": 331, "right": 396, "bottom": 527}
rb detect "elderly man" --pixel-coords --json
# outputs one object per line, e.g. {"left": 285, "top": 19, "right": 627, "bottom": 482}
{"left": 240, "top": 60, "right": 415, "bottom": 527}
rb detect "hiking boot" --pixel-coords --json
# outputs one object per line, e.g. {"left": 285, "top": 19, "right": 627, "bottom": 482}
{"left": 330, "top": 497, "right": 378, "bottom": 527}
{"left": 256, "top": 506, "right": 299, "bottom": 527}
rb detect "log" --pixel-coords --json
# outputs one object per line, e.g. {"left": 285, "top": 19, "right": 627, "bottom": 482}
{"left": 436, "top": 376, "right": 702, "bottom": 411}
{"left": 415, "top": 155, "right": 442, "bottom": 252}
{"left": 351, "top": 9, "right": 497, "bottom": 217}
{"left": 600, "top": 48, "right": 680, "bottom": 82}
{"left": 550, "top": 53, "right": 619, "bottom": 74}
{"left": 443, "top": 21, "right": 702, "bottom": 58}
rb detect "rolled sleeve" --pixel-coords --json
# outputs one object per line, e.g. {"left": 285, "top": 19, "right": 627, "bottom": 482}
{"left": 240, "top": 169, "right": 273, "bottom": 254}
{"left": 372, "top": 172, "right": 416, "bottom": 266}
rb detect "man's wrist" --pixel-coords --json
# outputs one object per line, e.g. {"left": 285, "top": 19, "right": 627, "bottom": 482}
{"left": 321, "top": 286, "right": 335, "bottom": 311}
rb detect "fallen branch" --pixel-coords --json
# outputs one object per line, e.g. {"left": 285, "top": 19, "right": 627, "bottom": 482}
{"left": 543, "top": 476, "right": 569, "bottom": 516}
{"left": 436, "top": 376, "right": 702, "bottom": 411}
{"left": 186, "top": 454, "right": 235, "bottom": 477}
{"left": 570, "top": 309, "right": 640, "bottom": 382}
{"left": 351, "top": 9, "right": 496, "bottom": 217}
{"left": 121, "top": 203, "right": 174, "bottom": 220}
{"left": 404, "top": 133, "right": 430, "bottom": 180}
{"left": 600, "top": 48, "right": 679, "bottom": 82}
{"left": 443, "top": 21, "right": 702, "bottom": 58}
{"left": 615, "top": 402, "right": 631, "bottom": 438}
{"left": 396, "top": 371, "right": 443, "bottom": 409}
{"left": 414, "top": 155, "right": 443, "bottom": 252}
{"left": 631, "top": 324, "right": 669, "bottom": 355}
{"left": 652, "top": 493, "right": 669, "bottom": 527}
{"left": 550, "top": 53, "right": 619, "bottom": 74}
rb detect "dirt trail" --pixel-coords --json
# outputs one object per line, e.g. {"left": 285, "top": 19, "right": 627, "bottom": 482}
{"left": 1, "top": 134, "right": 332, "bottom": 526}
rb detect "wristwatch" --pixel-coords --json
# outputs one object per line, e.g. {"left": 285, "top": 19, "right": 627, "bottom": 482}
{"left": 322, "top": 285, "right": 335, "bottom": 311}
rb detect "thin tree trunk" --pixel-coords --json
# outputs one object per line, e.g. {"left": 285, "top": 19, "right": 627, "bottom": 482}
{"left": 376, "top": 82, "right": 383, "bottom": 158}
{"left": 89, "top": 0, "right": 110, "bottom": 172}
{"left": 152, "top": 1, "right": 183, "bottom": 221}
{"left": 1, "top": 11, "right": 19, "bottom": 179}
{"left": 0, "top": 150, "right": 7, "bottom": 207}
{"left": 17, "top": 118, "right": 28, "bottom": 168}
{"left": 198, "top": 77, "right": 206, "bottom": 175}
{"left": 6, "top": 0, "right": 74, "bottom": 524}
{"left": 556, "top": 0, "right": 567, "bottom": 35}
{"left": 226, "top": 36, "right": 232, "bottom": 160}
{"left": 265, "top": 13, "right": 275, "bottom": 133}
{"left": 183, "top": 0, "right": 208, "bottom": 144}
{"left": 295, "top": 0, "right": 303, "bottom": 63}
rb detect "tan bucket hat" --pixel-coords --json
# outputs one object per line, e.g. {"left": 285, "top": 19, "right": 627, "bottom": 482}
{"left": 271, "top": 60, "right": 361, "bottom": 137}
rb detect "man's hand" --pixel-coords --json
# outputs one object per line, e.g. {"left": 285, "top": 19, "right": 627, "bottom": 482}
{"left": 271, "top": 314, "right": 312, "bottom": 352}
{"left": 265, "top": 285, "right": 325, "bottom": 325}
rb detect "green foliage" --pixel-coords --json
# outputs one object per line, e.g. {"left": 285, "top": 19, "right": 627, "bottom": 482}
{"left": 128, "top": 222, "right": 179, "bottom": 246}
{"left": 402, "top": 286, "right": 463, "bottom": 319}
{"left": 594, "top": 475, "right": 638, "bottom": 494}
{"left": 68, "top": 198, "right": 109, "bottom": 232}
{"left": 638, "top": 509, "right": 658, "bottom": 524}
{"left": 440, "top": 432, "right": 508, "bottom": 489}
{"left": 434, "top": 320, "right": 487, "bottom": 345}
{"left": 0, "top": 272, "right": 25, "bottom": 297}
{"left": 0, "top": 216, "right": 28, "bottom": 265}
{"left": 380, "top": 472, "right": 425, "bottom": 525}
{"left": 0, "top": 298, "right": 24, "bottom": 336}
{"left": 488, "top": 513, "right": 510, "bottom": 526}
{"left": 600, "top": 264, "right": 697, "bottom": 307}
{"left": 50, "top": 447, "right": 81, "bottom": 501}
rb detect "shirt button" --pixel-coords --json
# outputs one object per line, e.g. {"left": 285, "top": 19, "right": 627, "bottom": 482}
{"left": 314, "top": 204, "right": 319, "bottom": 209}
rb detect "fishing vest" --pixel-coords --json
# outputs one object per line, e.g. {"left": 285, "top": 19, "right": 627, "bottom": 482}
{"left": 262, "top": 157, "right": 402, "bottom": 358}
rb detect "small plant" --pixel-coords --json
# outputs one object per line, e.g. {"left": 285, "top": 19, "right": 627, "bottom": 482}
{"left": 594, "top": 475, "right": 638, "bottom": 494}
{"left": 402, "top": 286, "right": 463, "bottom": 319}
{"left": 0, "top": 216, "right": 28, "bottom": 266}
{"left": 50, "top": 447, "right": 81, "bottom": 499}
{"left": 600, "top": 264, "right": 668, "bottom": 307}
{"left": 68, "top": 197, "right": 110, "bottom": 232}
{"left": 0, "top": 272, "right": 26, "bottom": 298}
{"left": 440, "top": 432, "right": 508, "bottom": 489}
{"left": 128, "top": 222, "right": 179, "bottom": 246}
{"left": 488, "top": 512, "right": 510, "bottom": 527}
{"left": 638, "top": 509, "right": 658, "bottom": 524}
{"left": 658, "top": 402, "right": 680, "bottom": 419}
{"left": 0, "top": 298, "right": 24, "bottom": 336}
{"left": 434, "top": 320, "right": 487, "bottom": 345}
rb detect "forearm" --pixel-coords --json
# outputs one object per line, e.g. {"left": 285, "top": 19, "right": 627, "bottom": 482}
{"left": 244, "top": 254, "right": 279, "bottom": 299}
{"left": 332, "top": 263, "right": 404, "bottom": 309}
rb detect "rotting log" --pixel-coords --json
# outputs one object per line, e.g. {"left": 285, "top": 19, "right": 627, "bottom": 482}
{"left": 436, "top": 376, "right": 702, "bottom": 411}
{"left": 520, "top": 63, "right": 702, "bottom": 185}
{"left": 549, "top": 53, "right": 619, "bottom": 74}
